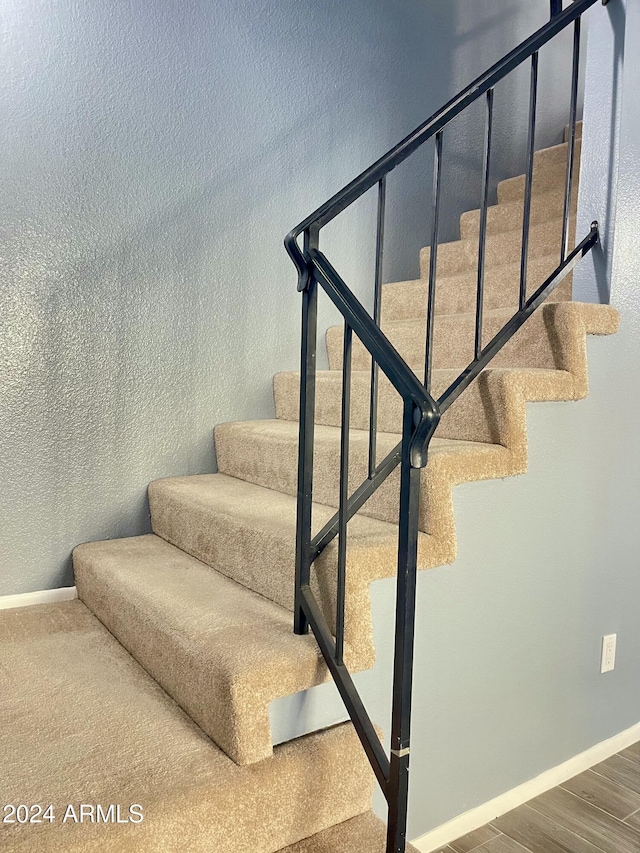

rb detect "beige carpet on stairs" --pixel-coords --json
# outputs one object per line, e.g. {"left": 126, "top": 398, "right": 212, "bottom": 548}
{"left": 72, "top": 123, "right": 618, "bottom": 783}
{"left": 4, "top": 119, "right": 621, "bottom": 852}
{"left": 0, "top": 601, "right": 374, "bottom": 853}
{"left": 278, "top": 812, "right": 419, "bottom": 852}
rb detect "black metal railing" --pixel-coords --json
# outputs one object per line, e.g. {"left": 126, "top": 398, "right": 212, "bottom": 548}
{"left": 285, "top": 2, "right": 602, "bottom": 850}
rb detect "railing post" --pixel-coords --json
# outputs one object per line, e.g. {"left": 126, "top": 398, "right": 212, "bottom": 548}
{"left": 294, "top": 226, "right": 319, "bottom": 635}
{"left": 550, "top": 0, "right": 563, "bottom": 17}
{"left": 386, "top": 401, "right": 425, "bottom": 853}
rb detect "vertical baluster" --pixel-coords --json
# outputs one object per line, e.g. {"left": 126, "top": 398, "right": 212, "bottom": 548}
{"left": 386, "top": 400, "right": 423, "bottom": 853}
{"left": 424, "top": 131, "right": 443, "bottom": 393}
{"left": 294, "top": 227, "right": 319, "bottom": 635}
{"left": 369, "top": 177, "right": 386, "bottom": 480}
{"left": 562, "top": 17, "right": 581, "bottom": 263}
{"left": 336, "top": 322, "right": 352, "bottom": 666}
{"left": 475, "top": 89, "right": 494, "bottom": 360}
{"left": 550, "top": 0, "right": 563, "bottom": 18}
{"left": 519, "top": 52, "right": 539, "bottom": 310}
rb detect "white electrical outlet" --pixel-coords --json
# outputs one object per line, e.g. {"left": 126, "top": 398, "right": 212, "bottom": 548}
{"left": 601, "top": 634, "right": 617, "bottom": 673}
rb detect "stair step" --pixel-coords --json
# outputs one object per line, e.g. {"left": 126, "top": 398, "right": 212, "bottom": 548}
{"left": 494, "top": 137, "right": 580, "bottom": 205}
{"left": 74, "top": 534, "right": 329, "bottom": 766}
{"left": 148, "top": 473, "right": 428, "bottom": 662}
{"left": 215, "top": 418, "right": 512, "bottom": 530}
{"left": 327, "top": 302, "right": 576, "bottom": 374}
{"left": 0, "top": 600, "right": 374, "bottom": 853}
{"left": 381, "top": 254, "right": 572, "bottom": 322}
{"left": 277, "top": 811, "right": 420, "bottom": 852}
{"left": 459, "top": 185, "right": 578, "bottom": 240}
{"left": 419, "top": 216, "right": 573, "bottom": 278}
{"left": 273, "top": 366, "right": 575, "bottom": 447}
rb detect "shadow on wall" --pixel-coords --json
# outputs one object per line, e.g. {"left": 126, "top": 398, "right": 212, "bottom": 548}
{"left": 0, "top": 0, "right": 586, "bottom": 593}
{"left": 596, "top": 0, "right": 626, "bottom": 303}
{"left": 375, "top": 0, "right": 581, "bottom": 285}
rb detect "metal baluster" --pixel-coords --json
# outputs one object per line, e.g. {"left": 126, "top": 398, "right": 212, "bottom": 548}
{"left": 294, "top": 227, "right": 319, "bottom": 635}
{"left": 425, "top": 131, "right": 443, "bottom": 393}
{"left": 562, "top": 17, "right": 581, "bottom": 262}
{"left": 369, "top": 177, "right": 386, "bottom": 480}
{"left": 336, "top": 322, "right": 352, "bottom": 666}
{"left": 386, "top": 401, "right": 424, "bottom": 853}
{"left": 519, "top": 52, "right": 539, "bottom": 310}
{"left": 476, "top": 89, "right": 494, "bottom": 359}
{"left": 550, "top": 0, "right": 563, "bottom": 17}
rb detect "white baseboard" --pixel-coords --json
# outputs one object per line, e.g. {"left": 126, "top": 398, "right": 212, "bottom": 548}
{"left": 0, "top": 586, "right": 77, "bottom": 610}
{"left": 411, "top": 720, "right": 640, "bottom": 852}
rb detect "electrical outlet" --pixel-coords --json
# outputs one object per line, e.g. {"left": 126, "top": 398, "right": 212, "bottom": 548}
{"left": 601, "top": 634, "right": 617, "bottom": 674}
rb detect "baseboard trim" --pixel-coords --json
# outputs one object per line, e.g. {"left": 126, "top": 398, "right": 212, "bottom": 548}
{"left": 0, "top": 586, "right": 78, "bottom": 610}
{"left": 411, "top": 721, "right": 640, "bottom": 852}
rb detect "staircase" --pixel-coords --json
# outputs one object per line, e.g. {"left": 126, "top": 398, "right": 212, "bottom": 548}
{"left": 1, "top": 4, "right": 620, "bottom": 853}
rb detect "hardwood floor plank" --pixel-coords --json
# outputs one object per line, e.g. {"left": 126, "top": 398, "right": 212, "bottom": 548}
{"left": 561, "top": 768, "right": 640, "bottom": 819}
{"left": 529, "top": 786, "right": 640, "bottom": 853}
{"left": 475, "top": 834, "right": 533, "bottom": 852}
{"left": 620, "top": 742, "right": 640, "bottom": 766}
{"left": 494, "top": 803, "right": 606, "bottom": 853}
{"left": 449, "top": 824, "right": 501, "bottom": 852}
{"left": 591, "top": 754, "right": 640, "bottom": 796}
{"left": 432, "top": 847, "right": 457, "bottom": 853}
{"left": 624, "top": 809, "right": 640, "bottom": 831}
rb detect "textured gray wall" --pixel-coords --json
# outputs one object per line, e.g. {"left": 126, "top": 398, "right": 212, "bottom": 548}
{"left": 401, "top": 13, "right": 640, "bottom": 830}
{"left": 273, "top": 1, "right": 640, "bottom": 841}
{"left": 574, "top": 0, "right": 626, "bottom": 305}
{"left": 1, "top": 0, "right": 581, "bottom": 593}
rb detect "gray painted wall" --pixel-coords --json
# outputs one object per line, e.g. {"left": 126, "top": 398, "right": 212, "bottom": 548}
{"left": 398, "top": 5, "right": 640, "bottom": 831}
{"left": 274, "top": 0, "right": 640, "bottom": 841}
{"left": 274, "top": 327, "right": 640, "bottom": 842}
{"left": 574, "top": 0, "right": 626, "bottom": 305}
{"left": 2, "top": 0, "right": 637, "bottom": 843}
{"left": 2, "top": 0, "right": 582, "bottom": 594}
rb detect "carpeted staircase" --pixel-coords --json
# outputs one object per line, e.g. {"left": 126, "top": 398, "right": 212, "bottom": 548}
{"left": 1, "top": 121, "right": 619, "bottom": 852}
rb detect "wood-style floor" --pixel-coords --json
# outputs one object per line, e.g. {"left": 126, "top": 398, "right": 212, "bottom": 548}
{"left": 435, "top": 740, "right": 640, "bottom": 853}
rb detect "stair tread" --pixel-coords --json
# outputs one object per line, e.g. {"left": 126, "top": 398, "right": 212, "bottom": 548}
{"left": 151, "top": 471, "right": 399, "bottom": 544}
{"left": 147, "top": 472, "right": 445, "bottom": 675}
{"left": 278, "top": 811, "right": 419, "bottom": 852}
{"left": 279, "top": 364, "right": 567, "bottom": 380}
{"left": 74, "top": 533, "right": 330, "bottom": 766}
{"left": 431, "top": 213, "right": 566, "bottom": 255}
{"left": 382, "top": 251, "right": 562, "bottom": 292}
{"left": 0, "top": 600, "right": 373, "bottom": 853}
{"left": 326, "top": 301, "right": 619, "bottom": 380}
{"left": 148, "top": 471, "right": 409, "bottom": 625}
{"left": 216, "top": 419, "right": 514, "bottom": 528}
{"left": 220, "top": 416, "right": 505, "bottom": 454}
{"left": 382, "top": 252, "right": 574, "bottom": 320}
{"left": 330, "top": 299, "right": 616, "bottom": 334}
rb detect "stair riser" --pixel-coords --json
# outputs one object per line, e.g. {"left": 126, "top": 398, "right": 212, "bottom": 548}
{"left": 216, "top": 421, "right": 514, "bottom": 534}
{"left": 274, "top": 369, "right": 510, "bottom": 446}
{"left": 498, "top": 158, "right": 580, "bottom": 203}
{"left": 381, "top": 257, "right": 572, "bottom": 322}
{"left": 459, "top": 188, "right": 577, "bottom": 240}
{"left": 149, "top": 478, "right": 396, "bottom": 652}
{"left": 217, "top": 423, "right": 403, "bottom": 527}
{"left": 74, "top": 536, "right": 330, "bottom": 767}
{"left": 419, "top": 217, "right": 573, "bottom": 278}
{"left": 530, "top": 137, "right": 582, "bottom": 171}
{"left": 327, "top": 303, "right": 571, "bottom": 373}
{"left": 496, "top": 139, "right": 581, "bottom": 203}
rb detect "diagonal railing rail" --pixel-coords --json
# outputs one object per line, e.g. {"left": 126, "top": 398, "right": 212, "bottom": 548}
{"left": 285, "top": 2, "right": 604, "bottom": 850}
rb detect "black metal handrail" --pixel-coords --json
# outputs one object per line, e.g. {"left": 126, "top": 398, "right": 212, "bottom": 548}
{"left": 285, "top": 2, "right": 602, "bottom": 851}
{"left": 285, "top": 0, "right": 598, "bottom": 289}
